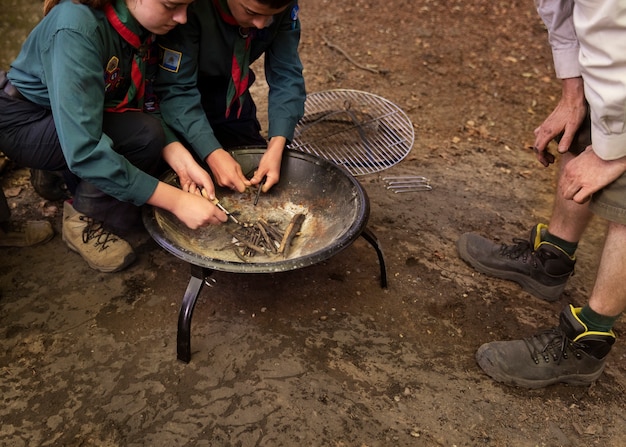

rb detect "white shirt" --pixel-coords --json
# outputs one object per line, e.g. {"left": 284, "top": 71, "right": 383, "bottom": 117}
{"left": 536, "top": 0, "right": 626, "bottom": 160}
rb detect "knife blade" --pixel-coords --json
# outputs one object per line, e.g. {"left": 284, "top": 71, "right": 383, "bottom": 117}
{"left": 212, "top": 198, "right": 240, "bottom": 225}
{"left": 201, "top": 188, "right": 241, "bottom": 225}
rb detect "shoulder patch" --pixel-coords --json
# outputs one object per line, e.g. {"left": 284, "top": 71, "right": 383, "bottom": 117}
{"left": 290, "top": 4, "right": 299, "bottom": 21}
{"left": 159, "top": 45, "right": 182, "bottom": 73}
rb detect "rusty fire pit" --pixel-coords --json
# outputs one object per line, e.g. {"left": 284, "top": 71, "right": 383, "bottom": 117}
{"left": 143, "top": 147, "right": 387, "bottom": 362}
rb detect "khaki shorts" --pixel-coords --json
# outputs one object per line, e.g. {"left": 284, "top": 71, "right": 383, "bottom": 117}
{"left": 566, "top": 111, "right": 626, "bottom": 225}
{"left": 590, "top": 175, "right": 626, "bottom": 225}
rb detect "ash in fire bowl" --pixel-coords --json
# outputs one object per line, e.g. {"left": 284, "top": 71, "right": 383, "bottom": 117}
{"left": 153, "top": 188, "right": 353, "bottom": 265}
{"left": 144, "top": 149, "right": 370, "bottom": 273}
{"left": 146, "top": 163, "right": 367, "bottom": 273}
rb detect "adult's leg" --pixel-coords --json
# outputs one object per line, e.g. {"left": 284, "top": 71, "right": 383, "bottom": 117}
{"left": 474, "top": 167, "right": 626, "bottom": 388}
{"left": 588, "top": 223, "right": 626, "bottom": 317}
{"left": 456, "top": 151, "right": 592, "bottom": 301}
{"left": 473, "top": 223, "right": 623, "bottom": 389}
{"left": 546, "top": 151, "right": 593, "bottom": 242}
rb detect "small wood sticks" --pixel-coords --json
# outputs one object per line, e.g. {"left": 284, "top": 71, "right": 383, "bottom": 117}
{"left": 198, "top": 187, "right": 307, "bottom": 261}
{"left": 223, "top": 213, "right": 306, "bottom": 261}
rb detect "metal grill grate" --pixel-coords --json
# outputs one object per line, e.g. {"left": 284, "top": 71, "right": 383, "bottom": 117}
{"left": 289, "top": 89, "right": 415, "bottom": 176}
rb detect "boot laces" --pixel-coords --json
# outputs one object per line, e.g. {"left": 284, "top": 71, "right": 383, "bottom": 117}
{"left": 80, "top": 216, "right": 119, "bottom": 251}
{"left": 499, "top": 238, "right": 535, "bottom": 264}
{"left": 523, "top": 327, "right": 582, "bottom": 365}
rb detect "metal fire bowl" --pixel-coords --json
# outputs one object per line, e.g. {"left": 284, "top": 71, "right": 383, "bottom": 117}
{"left": 143, "top": 148, "right": 370, "bottom": 273}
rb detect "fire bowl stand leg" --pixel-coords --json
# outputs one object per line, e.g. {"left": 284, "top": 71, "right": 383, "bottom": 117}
{"left": 177, "top": 263, "right": 212, "bottom": 363}
{"left": 177, "top": 228, "right": 387, "bottom": 363}
{"left": 360, "top": 227, "right": 388, "bottom": 289}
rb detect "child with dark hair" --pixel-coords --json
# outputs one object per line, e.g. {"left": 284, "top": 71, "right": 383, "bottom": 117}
{"left": 156, "top": 0, "right": 305, "bottom": 196}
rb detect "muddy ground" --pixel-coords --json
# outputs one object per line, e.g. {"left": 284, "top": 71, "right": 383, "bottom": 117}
{"left": 1, "top": 1, "right": 626, "bottom": 446}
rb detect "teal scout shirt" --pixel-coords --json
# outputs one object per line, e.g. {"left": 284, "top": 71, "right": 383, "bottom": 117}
{"left": 8, "top": 0, "right": 159, "bottom": 206}
{"left": 155, "top": 0, "right": 305, "bottom": 161}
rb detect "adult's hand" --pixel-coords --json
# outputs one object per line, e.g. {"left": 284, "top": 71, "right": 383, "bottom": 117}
{"left": 533, "top": 77, "right": 586, "bottom": 167}
{"left": 559, "top": 147, "right": 626, "bottom": 203}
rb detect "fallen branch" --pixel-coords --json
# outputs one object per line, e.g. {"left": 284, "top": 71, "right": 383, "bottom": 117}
{"left": 322, "top": 36, "right": 388, "bottom": 75}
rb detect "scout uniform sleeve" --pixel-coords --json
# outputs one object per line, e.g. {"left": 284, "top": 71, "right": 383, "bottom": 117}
{"left": 41, "top": 28, "right": 157, "bottom": 205}
{"left": 265, "top": 2, "right": 306, "bottom": 142}
{"left": 156, "top": 15, "right": 222, "bottom": 161}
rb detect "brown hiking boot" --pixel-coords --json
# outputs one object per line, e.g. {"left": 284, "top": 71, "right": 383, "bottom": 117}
{"left": 476, "top": 305, "right": 616, "bottom": 389}
{"left": 62, "top": 201, "right": 135, "bottom": 272}
{"left": 457, "top": 224, "right": 575, "bottom": 301}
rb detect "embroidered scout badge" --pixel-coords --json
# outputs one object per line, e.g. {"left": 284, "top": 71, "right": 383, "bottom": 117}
{"left": 104, "top": 56, "right": 122, "bottom": 93}
{"left": 159, "top": 46, "right": 182, "bottom": 73}
{"left": 290, "top": 4, "right": 299, "bottom": 30}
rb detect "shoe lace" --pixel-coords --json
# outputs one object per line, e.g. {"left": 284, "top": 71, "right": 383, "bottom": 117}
{"left": 523, "top": 327, "right": 582, "bottom": 365}
{"left": 499, "top": 238, "right": 534, "bottom": 263}
{"left": 80, "top": 216, "right": 119, "bottom": 251}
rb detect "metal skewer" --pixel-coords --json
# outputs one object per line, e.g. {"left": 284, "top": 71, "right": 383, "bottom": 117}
{"left": 382, "top": 176, "right": 432, "bottom": 193}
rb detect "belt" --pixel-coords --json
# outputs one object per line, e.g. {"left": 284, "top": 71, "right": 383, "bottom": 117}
{"left": 2, "top": 80, "right": 27, "bottom": 101}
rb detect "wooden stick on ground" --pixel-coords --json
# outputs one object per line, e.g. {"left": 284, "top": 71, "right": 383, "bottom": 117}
{"left": 322, "top": 36, "right": 388, "bottom": 75}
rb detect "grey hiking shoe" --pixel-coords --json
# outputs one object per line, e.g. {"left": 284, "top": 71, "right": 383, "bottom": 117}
{"left": 456, "top": 224, "right": 575, "bottom": 301}
{"left": 62, "top": 201, "right": 135, "bottom": 273}
{"left": 476, "top": 305, "right": 616, "bottom": 389}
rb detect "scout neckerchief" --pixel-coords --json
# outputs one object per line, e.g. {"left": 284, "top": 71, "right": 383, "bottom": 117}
{"left": 213, "top": 0, "right": 254, "bottom": 118}
{"left": 103, "top": 2, "right": 154, "bottom": 112}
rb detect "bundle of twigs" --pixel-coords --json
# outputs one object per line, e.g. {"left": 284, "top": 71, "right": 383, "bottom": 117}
{"left": 224, "top": 214, "right": 306, "bottom": 261}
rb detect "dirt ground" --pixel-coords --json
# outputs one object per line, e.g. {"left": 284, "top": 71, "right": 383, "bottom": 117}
{"left": 2, "top": 1, "right": 626, "bottom": 446}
